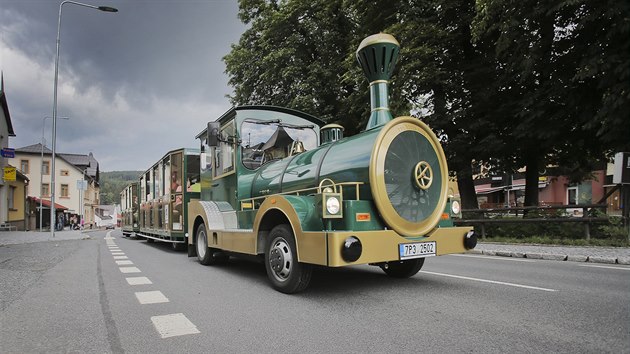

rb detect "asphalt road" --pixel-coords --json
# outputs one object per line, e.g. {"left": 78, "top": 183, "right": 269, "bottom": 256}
{"left": 1, "top": 230, "right": 628, "bottom": 353}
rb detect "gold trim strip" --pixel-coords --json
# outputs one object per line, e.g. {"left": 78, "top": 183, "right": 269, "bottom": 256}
{"left": 240, "top": 181, "right": 364, "bottom": 210}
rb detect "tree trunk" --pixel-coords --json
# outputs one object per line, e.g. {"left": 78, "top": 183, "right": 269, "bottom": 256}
{"left": 456, "top": 162, "right": 478, "bottom": 210}
{"left": 524, "top": 154, "right": 541, "bottom": 207}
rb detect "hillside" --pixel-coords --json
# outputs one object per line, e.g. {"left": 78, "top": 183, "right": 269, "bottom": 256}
{"left": 100, "top": 171, "right": 142, "bottom": 204}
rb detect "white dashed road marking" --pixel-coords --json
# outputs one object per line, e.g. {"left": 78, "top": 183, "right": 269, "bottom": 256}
{"left": 422, "top": 271, "right": 557, "bottom": 292}
{"left": 126, "top": 277, "right": 153, "bottom": 285}
{"left": 109, "top": 237, "right": 200, "bottom": 338}
{"left": 119, "top": 267, "right": 141, "bottom": 273}
{"left": 151, "top": 313, "right": 200, "bottom": 338}
{"left": 579, "top": 264, "right": 630, "bottom": 271}
{"left": 135, "top": 291, "right": 169, "bottom": 304}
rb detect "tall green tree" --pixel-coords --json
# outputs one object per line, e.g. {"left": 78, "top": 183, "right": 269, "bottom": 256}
{"left": 224, "top": 0, "right": 360, "bottom": 130}
{"left": 390, "top": 0, "right": 499, "bottom": 208}
{"left": 225, "top": 0, "right": 629, "bottom": 209}
{"left": 473, "top": 0, "right": 630, "bottom": 206}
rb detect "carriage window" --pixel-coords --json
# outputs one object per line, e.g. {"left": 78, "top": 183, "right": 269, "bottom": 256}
{"left": 153, "top": 165, "right": 161, "bottom": 197}
{"left": 240, "top": 118, "right": 318, "bottom": 170}
{"left": 186, "top": 153, "right": 200, "bottom": 192}
{"left": 213, "top": 121, "right": 235, "bottom": 178}
{"left": 170, "top": 152, "right": 183, "bottom": 193}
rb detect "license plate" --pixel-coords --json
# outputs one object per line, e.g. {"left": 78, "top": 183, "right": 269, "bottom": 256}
{"left": 399, "top": 241, "right": 436, "bottom": 260}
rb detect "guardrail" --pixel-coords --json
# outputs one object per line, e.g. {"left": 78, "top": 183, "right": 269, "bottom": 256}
{"left": 453, "top": 204, "right": 609, "bottom": 240}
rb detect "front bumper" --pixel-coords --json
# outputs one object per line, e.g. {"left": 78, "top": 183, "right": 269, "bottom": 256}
{"left": 298, "top": 226, "right": 475, "bottom": 267}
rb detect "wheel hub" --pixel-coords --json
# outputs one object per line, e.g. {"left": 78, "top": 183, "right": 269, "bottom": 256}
{"left": 269, "top": 240, "right": 293, "bottom": 281}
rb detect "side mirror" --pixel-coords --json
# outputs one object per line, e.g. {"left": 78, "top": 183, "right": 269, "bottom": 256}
{"left": 207, "top": 122, "right": 220, "bottom": 147}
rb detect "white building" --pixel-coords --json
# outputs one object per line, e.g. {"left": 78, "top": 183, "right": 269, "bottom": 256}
{"left": 8, "top": 143, "right": 100, "bottom": 229}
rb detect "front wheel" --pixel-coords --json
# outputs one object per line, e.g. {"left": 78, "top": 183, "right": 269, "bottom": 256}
{"left": 265, "top": 224, "right": 312, "bottom": 294}
{"left": 380, "top": 258, "right": 425, "bottom": 278}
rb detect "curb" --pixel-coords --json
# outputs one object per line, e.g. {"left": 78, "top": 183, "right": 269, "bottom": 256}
{"left": 476, "top": 249, "right": 628, "bottom": 265}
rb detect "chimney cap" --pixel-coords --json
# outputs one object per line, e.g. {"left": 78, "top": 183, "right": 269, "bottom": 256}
{"left": 357, "top": 33, "right": 399, "bottom": 54}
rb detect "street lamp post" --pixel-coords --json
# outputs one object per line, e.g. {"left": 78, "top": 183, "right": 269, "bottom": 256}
{"left": 50, "top": 1, "right": 117, "bottom": 238}
{"left": 40, "top": 116, "right": 69, "bottom": 232}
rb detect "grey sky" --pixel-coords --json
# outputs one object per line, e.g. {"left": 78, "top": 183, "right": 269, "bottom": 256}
{"left": 1, "top": 0, "right": 246, "bottom": 171}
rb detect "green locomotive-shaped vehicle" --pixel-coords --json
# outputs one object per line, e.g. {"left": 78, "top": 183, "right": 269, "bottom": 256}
{"left": 187, "top": 33, "right": 477, "bottom": 293}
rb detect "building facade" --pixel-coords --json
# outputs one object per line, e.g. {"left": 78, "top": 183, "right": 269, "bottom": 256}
{"left": 9, "top": 144, "right": 100, "bottom": 229}
{"left": 474, "top": 168, "right": 607, "bottom": 211}
{"left": 1, "top": 73, "right": 18, "bottom": 227}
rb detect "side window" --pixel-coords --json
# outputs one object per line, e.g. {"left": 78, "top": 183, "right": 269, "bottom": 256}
{"left": 171, "top": 153, "right": 183, "bottom": 193}
{"left": 213, "top": 120, "right": 235, "bottom": 178}
{"left": 186, "top": 154, "right": 200, "bottom": 192}
{"left": 20, "top": 160, "right": 29, "bottom": 174}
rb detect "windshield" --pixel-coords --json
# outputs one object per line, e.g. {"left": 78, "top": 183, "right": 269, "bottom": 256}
{"left": 240, "top": 119, "right": 318, "bottom": 170}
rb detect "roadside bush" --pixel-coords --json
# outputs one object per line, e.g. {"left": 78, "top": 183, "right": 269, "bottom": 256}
{"left": 470, "top": 211, "right": 629, "bottom": 247}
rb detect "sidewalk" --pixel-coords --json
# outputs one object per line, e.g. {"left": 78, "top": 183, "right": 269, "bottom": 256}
{"left": 0, "top": 229, "right": 100, "bottom": 246}
{"left": 473, "top": 242, "right": 630, "bottom": 265}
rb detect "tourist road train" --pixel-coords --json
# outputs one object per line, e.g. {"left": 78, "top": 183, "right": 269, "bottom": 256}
{"left": 120, "top": 33, "right": 477, "bottom": 293}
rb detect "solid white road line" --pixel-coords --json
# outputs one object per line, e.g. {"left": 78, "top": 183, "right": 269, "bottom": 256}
{"left": 151, "top": 313, "right": 200, "bottom": 338}
{"left": 579, "top": 264, "right": 630, "bottom": 271}
{"left": 135, "top": 291, "right": 169, "bottom": 304}
{"left": 450, "top": 254, "right": 534, "bottom": 262}
{"left": 113, "top": 256, "right": 128, "bottom": 260}
{"left": 126, "top": 277, "right": 153, "bottom": 285}
{"left": 119, "top": 267, "right": 141, "bottom": 273}
{"left": 421, "top": 271, "right": 557, "bottom": 292}
{"left": 116, "top": 260, "right": 134, "bottom": 265}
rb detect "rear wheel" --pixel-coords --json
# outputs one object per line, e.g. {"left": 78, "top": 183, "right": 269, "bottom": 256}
{"left": 380, "top": 258, "right": 425, "bottom": 278}
{"left": 265, "top": 224, "right": 312, "bottom": 294}
{"left": 196, "top": 223, "right": 228, "bottom": 265}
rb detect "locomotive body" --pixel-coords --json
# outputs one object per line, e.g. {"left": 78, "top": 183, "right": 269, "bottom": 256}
{"left": 187, "top": 107, "right": 475, "bottom": 293}
{"left": 185, "top": 32, "right": 476, "bottom": 293}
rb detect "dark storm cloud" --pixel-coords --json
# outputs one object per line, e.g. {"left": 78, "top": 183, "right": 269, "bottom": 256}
{"left": 1, "top": 0, "right": 245, "bottom": 171}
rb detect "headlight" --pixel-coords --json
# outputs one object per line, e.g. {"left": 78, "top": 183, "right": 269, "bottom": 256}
{"left": 326, "top": 197, "right": 340, "bottom": 214}
{"left": 451, "top": 200, "right": 461, "bottom": 215}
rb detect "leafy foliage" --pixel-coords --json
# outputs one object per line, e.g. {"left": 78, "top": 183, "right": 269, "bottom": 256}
{"left": 99, "top": 171, "right": 142, "bottom": 205}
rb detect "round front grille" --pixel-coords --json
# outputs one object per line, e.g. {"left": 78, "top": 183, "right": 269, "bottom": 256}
{"left": 384, "top": 130, "right": 443, "bottom": 223}
{"left": 369, "top": 117, "right": 448, "bottom": 236}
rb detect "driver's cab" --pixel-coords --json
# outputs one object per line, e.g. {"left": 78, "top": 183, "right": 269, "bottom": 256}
{"left": 197, "top": 106, "right": 325, "bottom": 208}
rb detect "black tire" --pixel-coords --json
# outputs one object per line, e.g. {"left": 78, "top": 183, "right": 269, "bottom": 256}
{"left": 265, "top": 224, "right": 312, "bottom": 294}
{"left": 196, "top": 223, "right": 228, "bottom": 265}
{"left": 380, "top": 258, "right": 425, "bottom": 278}
{"left": 146, "top": 238, "right": 154, "bottom": 243}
